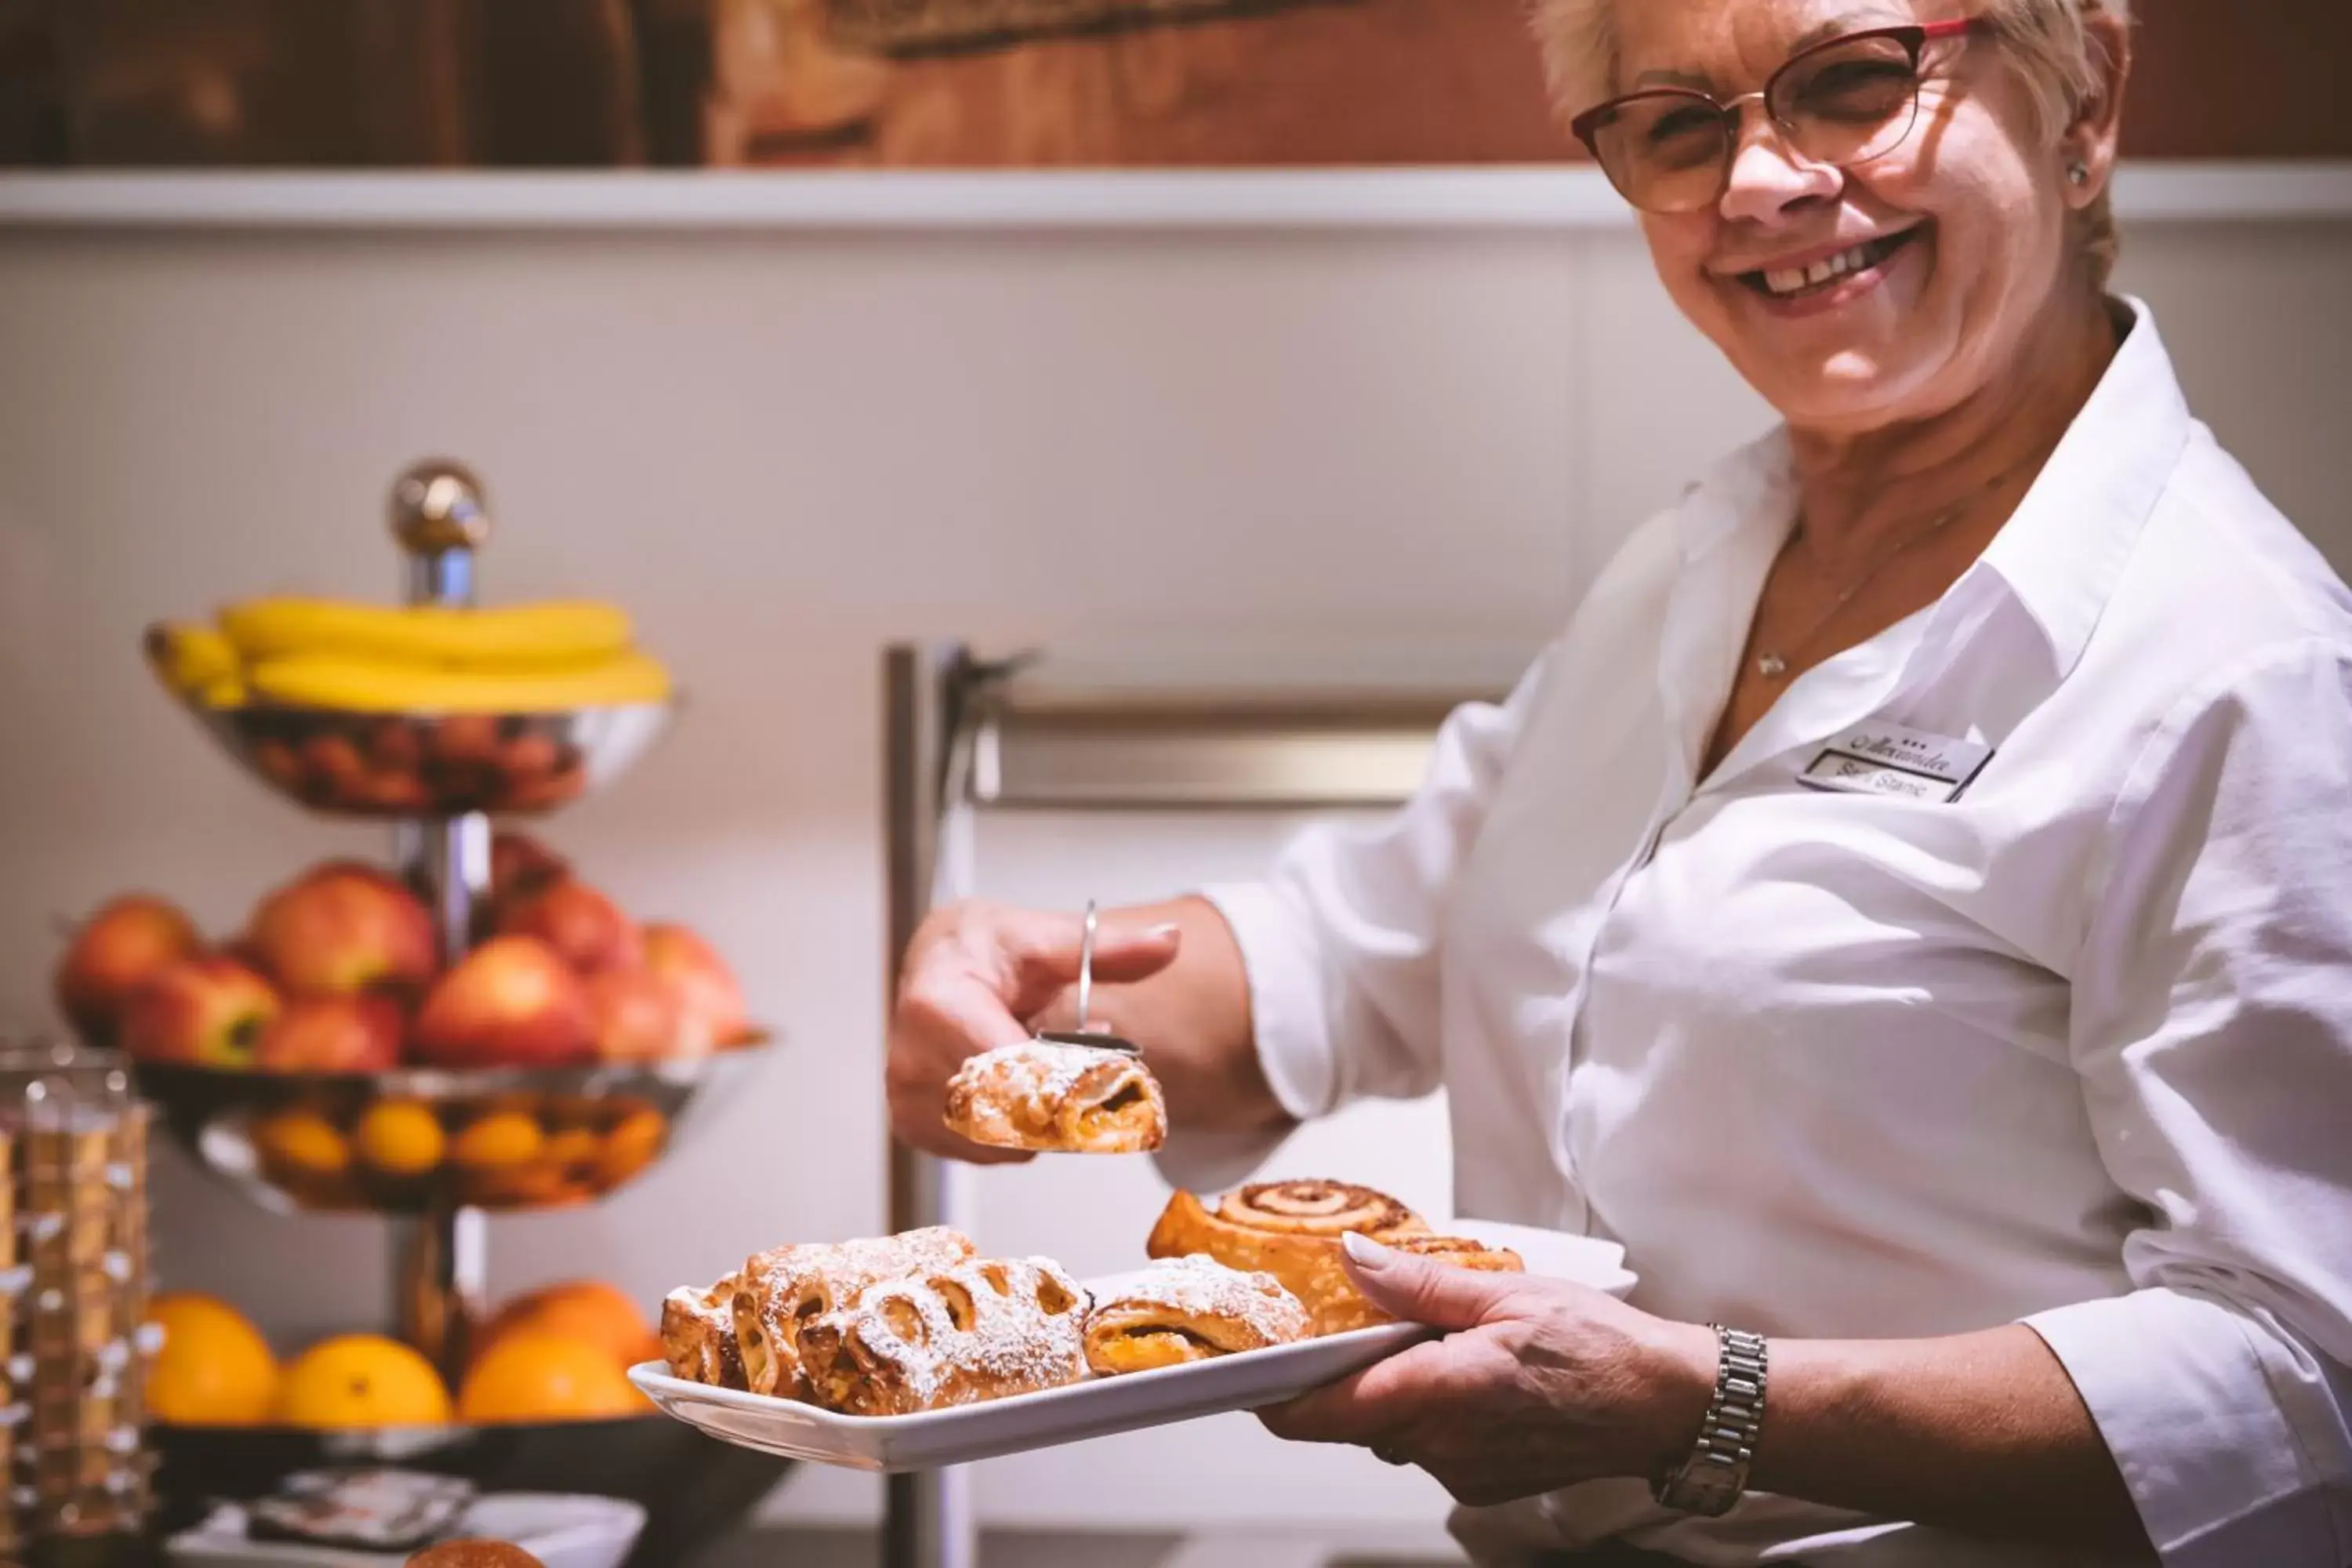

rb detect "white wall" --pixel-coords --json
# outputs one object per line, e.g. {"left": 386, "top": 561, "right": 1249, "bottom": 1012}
{"left": 1, "top": 191, "right": 2347, "bottom": 1532}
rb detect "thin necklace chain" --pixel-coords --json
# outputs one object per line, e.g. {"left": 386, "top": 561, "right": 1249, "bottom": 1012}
{"left": 1751, "top": 441, "right": 2053, "bottom": 682}
{"left": 1752, "top": 506, "right": 1960, "bottom": 681}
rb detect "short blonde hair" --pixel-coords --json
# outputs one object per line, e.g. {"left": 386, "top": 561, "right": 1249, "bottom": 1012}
{"left": 1532, "top": 1, "right": 2132, "bottom": 284}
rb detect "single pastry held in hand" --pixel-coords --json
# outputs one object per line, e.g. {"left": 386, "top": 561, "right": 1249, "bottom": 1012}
{"left": 731, "top": 1227, "right": 975, "bottom": 1399}
{"left": 1083, "top": 1254, "right": 1311, "bottom": 1375}
{"left": 943, "top": 1039, "right": 1167, "bottom": 1154}
{"left": 662, "top": 1274, "right": 748, "bottom": 1390}
{"left": 797, "top": 1256, "right": 1089, "bottom": 1417}
{"left": 1313, "top": 1233, "right": 1526, "bottom": 1334}
{"left": 1146, "top": 1181, "right": 1430, "bottom": 1334}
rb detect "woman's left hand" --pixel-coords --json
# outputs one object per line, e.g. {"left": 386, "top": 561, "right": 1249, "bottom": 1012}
{"left": 1258, "top": 1235, "right": 1717, "bottom": 1508}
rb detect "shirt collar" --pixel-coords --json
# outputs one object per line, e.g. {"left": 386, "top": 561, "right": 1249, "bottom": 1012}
{"left": 1675, "top": 425, "right": 1798, "bottom": 565}
{"left": 1973, "top": 295, "right": 2194, "bottom": 681}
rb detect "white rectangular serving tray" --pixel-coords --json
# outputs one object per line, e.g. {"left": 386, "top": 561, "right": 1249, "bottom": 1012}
{"left": 630, "top": 1222, "right": 1633, "bottom": 1472}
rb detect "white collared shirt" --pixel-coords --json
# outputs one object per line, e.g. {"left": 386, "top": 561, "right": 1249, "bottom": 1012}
{"left": 1195, "top": 301, "right": 2352, "bottom": 1566}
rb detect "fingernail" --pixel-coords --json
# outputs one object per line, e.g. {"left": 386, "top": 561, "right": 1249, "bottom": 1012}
{"left": 1341, "top": 1232, "right": 1394, "bottom": 1267}
{"left": 1144, "top": 921, "right": 1181, "bottom": 939}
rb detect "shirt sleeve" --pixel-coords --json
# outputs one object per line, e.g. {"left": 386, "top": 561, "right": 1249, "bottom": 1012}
{"left": 1146, "top": 653, "right": 1549, "bottom": 1193}
{"left": 2026, "top": 637, "right": 2352, "bottom": 1567}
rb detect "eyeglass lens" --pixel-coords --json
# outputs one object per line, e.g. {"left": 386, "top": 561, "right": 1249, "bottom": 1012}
{"left": 1586, "top": 30, "right": 1930, "bottom": 213}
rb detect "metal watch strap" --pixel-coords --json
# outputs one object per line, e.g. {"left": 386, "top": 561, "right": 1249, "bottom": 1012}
{"left": 1653, "top": 1325, "right": 1768, "bottom": 1517}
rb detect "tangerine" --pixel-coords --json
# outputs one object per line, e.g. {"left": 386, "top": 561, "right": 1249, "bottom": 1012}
{"left": 354, "top": 1100, "right": 445, "bottom": 1178}
{"left": 451, "top": 1111, "right": 543, "bottom": 1173}
{"left": 252, "top": 1109, "right": 352, "bottom": 1181}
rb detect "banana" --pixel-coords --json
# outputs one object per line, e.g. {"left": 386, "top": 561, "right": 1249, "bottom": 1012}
{"left": 145, "top": 621, "right": 242, "bottom": 697}
{"left": 247, "top": 651, "right": 671, "bottom": 713}
{"left": 219, "top": 597, "right": 636, "bottom": 669}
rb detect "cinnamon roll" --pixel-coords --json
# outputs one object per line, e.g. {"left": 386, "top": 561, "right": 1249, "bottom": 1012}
{"left": 1313, "top": 1233, "right": 1526, "bottom": 1334}
{"left": 798, "top": 1256, "right": 1090, "bottom": 1417}
{"left": 1146, "top": 1181, "right": 1429, "bottom": 1334}
{"left": 731, "top": 1226, "right": 975, "bottom": 1399}
{"left": 1083, "top": 1255, "right": 1310, "bottom": 1375}
{"left": 943, "top": 1040, "right": 1167, "bottom": 1154}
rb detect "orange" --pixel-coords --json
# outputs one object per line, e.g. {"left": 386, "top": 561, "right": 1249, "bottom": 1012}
{"left": 353, "top": 1100, "right": 445, "bottom": 1177}
{"left": 275, "top": 1334, "right": 452, "bottom": 1428}
{"left": 451, "top": 1111, "right": 544, "bottom": 1173}
{"left": 474, "top": 1279, "right": 656, "bottom": 1370}
{"left": 144, "top": 1294, "right": 279, "bottom": 1425}
{"left": 458, "top": 1332, "right": 646, "bottom": 1423}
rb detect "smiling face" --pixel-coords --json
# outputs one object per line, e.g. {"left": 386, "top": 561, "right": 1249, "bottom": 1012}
{"left": 1612, "top": 2, "right": 2082, "bottom": 437}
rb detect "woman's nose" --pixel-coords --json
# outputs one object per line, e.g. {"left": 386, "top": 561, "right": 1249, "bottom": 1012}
{"left": 1717, "top": 111, "right": 1843, "bottom": 225}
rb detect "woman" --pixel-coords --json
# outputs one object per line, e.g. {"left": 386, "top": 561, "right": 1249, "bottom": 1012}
{"left": 887, "top": 1, "right": 2352, "bottom": 1563}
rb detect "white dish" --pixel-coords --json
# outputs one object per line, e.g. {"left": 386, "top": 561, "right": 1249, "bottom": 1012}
{"left": 631, "top": 1222, "right": 1632, "bottom": 1472}
{"left": 166, "top": 1491, "right": 646, "bottom": 1568}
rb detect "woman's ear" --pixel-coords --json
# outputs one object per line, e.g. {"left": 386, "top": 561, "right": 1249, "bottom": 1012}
{"left": 2064, "top": 12, "right": 2132, "bottom": 209}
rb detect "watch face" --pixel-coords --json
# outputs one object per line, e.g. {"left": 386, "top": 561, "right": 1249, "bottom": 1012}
{"left": 1656, "top": 1454, "right": 1748, "bottom": 1516}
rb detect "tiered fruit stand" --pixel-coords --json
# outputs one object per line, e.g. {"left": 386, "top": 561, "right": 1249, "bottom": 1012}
{"left": 129, "top": 461, "right": 793, "bottom": 1564}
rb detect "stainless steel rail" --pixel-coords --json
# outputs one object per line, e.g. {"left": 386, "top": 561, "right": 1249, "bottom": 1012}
{"left": 878, "top": 640, "right": 1515, "bottom": 1568}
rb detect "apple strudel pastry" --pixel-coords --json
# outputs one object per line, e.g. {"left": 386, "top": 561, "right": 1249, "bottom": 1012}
{"left": 798, "top": 1256, "right": 1090, "bottom": 1417}
{"left": 1082, "top": 1255, "right": 1310, "bottom": 1375}
{"left": 731, "top": 1226, "right": 975, "bottom": 1399}
{"left": 661, "top": 1275, "right": 748, "bottom": 1389}
{"left": 943, "top": 1040, "right": 1167, "bottom": 1154}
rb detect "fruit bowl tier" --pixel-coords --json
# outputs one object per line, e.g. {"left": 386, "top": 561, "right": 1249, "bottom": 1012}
{"left": 136, "top": 1040, "right": 773, "bottom": 1216}
{"left": 186, "top": 700, "right": 673, "bottom": 818}
{"left": 151, "top": 1414, "right": 793, "bottom": 1568}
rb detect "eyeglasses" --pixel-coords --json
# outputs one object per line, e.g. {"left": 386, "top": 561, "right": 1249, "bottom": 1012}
{"left": 1570, "top": 19, "right": 1991, "bottom": 215}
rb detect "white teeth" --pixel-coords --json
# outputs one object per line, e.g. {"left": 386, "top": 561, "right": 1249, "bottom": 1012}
{"left": 1761, "top": 241, "right": 1879, "bottom": 297}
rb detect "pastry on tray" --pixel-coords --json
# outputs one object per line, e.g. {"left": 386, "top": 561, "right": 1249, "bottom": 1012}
{"left": 797, "top": 1256, "right": 1090, "bottom": 1417}
{"left": 661, "top": 1275, "right": 749, "bottom": 1391}
{"left": 1083, "top": 1254, "right": 1310, "bottom": 1375}
{"left": 943, "top": 1038, "right": 1167, "bottom": 1154}
{"left": 1147, "top": 1180, "right": 1436, "bottom": 1334}
{"left": 1312, "top": 1233, "right": 1526, "bottom": 1334}
{"left": 731, "top": 1226, "right": 976, "bottom": 1399}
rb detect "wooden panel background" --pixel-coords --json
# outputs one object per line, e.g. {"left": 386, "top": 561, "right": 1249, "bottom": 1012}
{"left": 1, "top": 0, "right": 2346, "bottom": 168}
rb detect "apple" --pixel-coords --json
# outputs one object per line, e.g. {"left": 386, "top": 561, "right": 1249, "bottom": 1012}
{"left": 642, "top": 924, "right": 749, "bottom": 1045}
{"left": 257, "top": 994, "right": 405, "bottom": 1074}
{"left": 246, "top": 862, "right": 438, "bottom": 998}
{"left": 412, "top": 935, "right": 594, "bottom": 1068}
{"left": 497, "top": 879, "right": 641, "bottom": 975}
{"left": 584, "top": 969, "right": 710, "bottom": 1063}
{"left": 54, "top": 894, "right": 203, "bottom": 1044}
{"left": 119, "top": 956, "right": 280, "bottom": 1069}
{"left": 489, "top": 831, "right": 569, "bottom": 914}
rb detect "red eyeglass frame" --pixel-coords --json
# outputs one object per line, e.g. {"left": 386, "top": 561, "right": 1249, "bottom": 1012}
{"left": 1569, "top": 17, "right": 1991, "bottom": 195}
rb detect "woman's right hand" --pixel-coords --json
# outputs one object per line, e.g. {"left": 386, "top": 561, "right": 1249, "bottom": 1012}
{"left": 884, "top": 899, "right": 1184, "bottom": 1163}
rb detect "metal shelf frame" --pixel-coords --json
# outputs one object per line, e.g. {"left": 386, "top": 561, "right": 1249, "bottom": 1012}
{"left": 879, "top": 641, "right": 1508, "bottom": 1568}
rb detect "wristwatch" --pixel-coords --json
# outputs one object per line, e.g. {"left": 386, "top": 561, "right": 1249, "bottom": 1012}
{"left": 1652, "top": 1324, "right": 1768, "bottom": 1517}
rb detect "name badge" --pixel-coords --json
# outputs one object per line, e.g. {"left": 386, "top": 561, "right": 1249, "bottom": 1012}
{"left": 1798, "top": 720, "right": 1992, "bottom": 803}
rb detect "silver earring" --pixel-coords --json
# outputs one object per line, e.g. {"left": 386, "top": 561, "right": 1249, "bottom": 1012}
{"left": 2067, "top": 162, "right": 2090, "bottom": 187}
